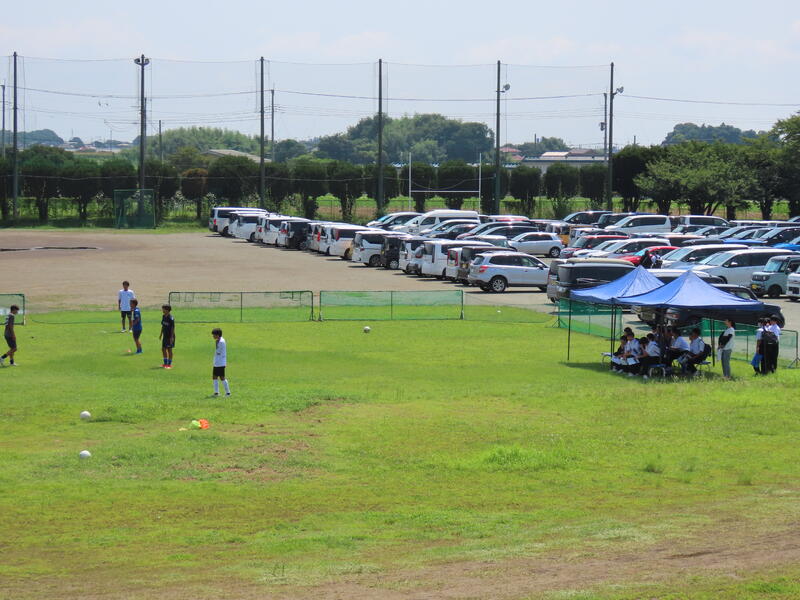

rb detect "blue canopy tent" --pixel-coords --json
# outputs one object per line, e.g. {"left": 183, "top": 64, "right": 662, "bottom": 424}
{"left": 566, "top": 266, "right": 665, "bottom": 359}
{"left": 619, "top": 270, "right": 766, "bottom": 310}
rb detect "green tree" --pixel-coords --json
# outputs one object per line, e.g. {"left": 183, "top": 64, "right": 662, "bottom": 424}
{"left": 773, "top": 113, "right": 800, "bottom": 217}
{"left": 543, "top": 163, "right": 579, "bottom": 219}
{"left": 613, "top": 145, "right": 665, "bottom": 211}
{"left": 207, "top": 156, "right": 258, "bottom": 202}
{"left": 579, "top": 164, "right": 607, "bottom": 210}
{"left": 168, "top": 146, "right": 208, "bottom": 173}
{"left": 508, "top": 165, "right": 541, "bottom": 216}
{"left": 0, "top": 156, "right": 10, "bottom": 222}
{"left": 138, "top": 126, "right": 260, "bottom": 157}
{"left": 265, "top": 162, "right": 292, "bottom": 213}
{"left": 292, "top": 160, "right": 328, "bottom": 219}
{"left": 437, "top": 161, "right": 476, "bottom": 210}
{"left": 144, "top": 160, "right": 179, "bottom": 222}
{"left": 100, "top": 158, "right": 137, "bottom": 199}
{"left": 181, "top": 168, "right": 209, "bottom": 220}
{"left": 663, "top": 122, "right": 762, "bottom": 146}
{"left": 274, "top": 139, "right": 308, "bottom": 163}
{"left": 400, "top": 162, "right": 437, "bottom": 213}
{"left": 316, "top": 135, "right": 358, "bottom": 163}
{"left": 517, "top": 137, "right": 569, "bottom": 157}
{"left": 20, "top": 146, "right": 73, "bottom": 222}
{"left": 60, "top": 159, "right": 101, "bottom": 221}
{"left": 741, "top": 136, "right": 782, "bottom": 220}
{"left": 327, "top": 161, "right": 363, "bottom": 222}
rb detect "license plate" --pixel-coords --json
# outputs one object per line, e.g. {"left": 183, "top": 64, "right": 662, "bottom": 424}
{"left": 750, "top": 284, "right": 760, "bottom": 289}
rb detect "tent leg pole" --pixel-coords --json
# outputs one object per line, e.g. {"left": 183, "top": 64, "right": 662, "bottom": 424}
{"left": 567, "top": 299, "right": 573, "bottom": 361}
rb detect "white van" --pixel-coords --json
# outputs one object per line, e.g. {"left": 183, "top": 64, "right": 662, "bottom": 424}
{"left": 352, "top": 231, "right": 400, "bottom": 266}
{"left": 605, "top": 214, "right": 671, "bottom": 234}
{"left": 326, "top": 225, "right": 370, "bottom": 258}
{"left": 263, "top": 216, "right": 302, "bottom": 245}
{"left": 307, "top": 222, "right": 333, "bottom": 252}
{"left": 671, "top": 215, "right": 729, "bottom": 230}
{"left": 393, "top": 209, "right": 480, "bottom": 234}
{"left": 690, "top": 248, "right": 798, "bottom": 285}
{"left": 399, "top": 237, "right": 428, "bottom": 273}
{"left": 208, "top": 206, "right": 249, "bottom": 235}
{"left": 230, "top": 211, "right": 268, "bottom": 241}
{"left": 444, "top": 244, "right": 493, "bottom": 280}
{"left": 420, "top": 240, "right": 490, "bottom": 278}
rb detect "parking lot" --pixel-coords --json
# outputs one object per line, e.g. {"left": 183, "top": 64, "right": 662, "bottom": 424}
{"left": 3, "top": 229, "right": 800, "bottom": 327}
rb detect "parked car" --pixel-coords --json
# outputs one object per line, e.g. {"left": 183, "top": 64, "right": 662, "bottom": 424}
{"left": 444, "top": 244, "right": 495, "bottom": 280}
{"left": 429, "top": 222, "right": 480, "bottom": 239}
{"left": 419, "top": 218, "right": 479, "bottom": 237}
{"left": 277, "top": 218, "right": 310, "bottom": 247}
{"left": 306, "top": 221, "right": 333, "bottom": 252}
{"left": 461, "top": 235, "right": 511, "bottom": 247}
{"left": 326, "top": 225, "right": 370, "bottom": 258}
{"left": 749, "top": 255, "right": 800, "bottom": 297}
{"left": 634, "top": 233, "right": 702, "bottom": 247}
{"left": 647, "top": 269, "right": 725, "bottom": 284}
{"left": 508, "top": 232, "right": 564, "bottom": 257}
{"left": 456, "top": 246, "right": 507, "bottom": 284}
{"left": 587, "top": 238, "right": 670, "bottom": 259}
{"left": 605, "top": 214, "right": 672, "bottom": 234}
{"left": 734, "top": 226, "right": 800, "bottom": 247}
{"left": 468, "top": 251, "right": 549, "bottom": 292}
{"left": 284, "top": 220, "right": 312, "bottom": 249}
{"left": 208, "top": 206, "right": 251, "bottom": 236}
{"left": 352, "top": 231, "right": 402, "bottom": 266}
{"left": 618, "top": 246, "right": 677, "bottom": 267}
{"left": 229, "top": 212, "right": 267, "bottom": 241}
{"left": 787, "top": 270, "right": 800, "bottom": 302}
{"left": 595, "top": 212, "right": 650, "bottom": 229}
{"left": 379, "top": 234, "right": 411, "bottom": 269}
{"left": 399, "top": 237, "right": 428, "bottom": 273}
{"left": 660, "top": 244, "right": 748, "bottom": 269}
{"left": 644, "top": 285, "right": 784, "bottom": 328}
{"left": 551, "top": 259, "right": 637, "bottom": 301}
{"left": 560, "top": 234, "right": 628, "bottom": 259}
{"left": 367, "top": 211, "right": 420, "bottom": 229}
{"left": 670, "top": 215, "right": 729, "bottom": 230}
{"left": 690, "top": 248, "right": 799, "bottom": 285}
{"left": 264, "top": 216, "right": 303, "bottom": 245}
{"left": 421, "top": 240, "right": 488, "bottom": 278}
{"left": 394, "top": 209, "right": 480, "bottom": 234}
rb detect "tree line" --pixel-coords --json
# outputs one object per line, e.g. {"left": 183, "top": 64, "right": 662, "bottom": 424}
{"left": 2, "top": 113, "right": 800, "bottom": 224}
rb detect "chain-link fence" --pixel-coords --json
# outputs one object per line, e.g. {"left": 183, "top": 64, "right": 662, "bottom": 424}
{"left": 0, "top": 294, "right": 26, "bottom": 325}
{"left": 168, "top": 291, "right": 314, "bottom": 323}
{"left": 114, "top": 189, "right": 155, "bottom": 229}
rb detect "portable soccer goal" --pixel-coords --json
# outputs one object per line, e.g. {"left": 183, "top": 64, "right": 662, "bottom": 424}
{"left": 113, "top": 189, "right": 155, "bottom": 229}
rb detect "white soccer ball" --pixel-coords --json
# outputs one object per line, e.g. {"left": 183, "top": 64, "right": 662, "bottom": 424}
{"left": 80, "top": 411, "right": 91, "bottom": 421}
{"left": 79, "top": 450, "right": 92, "bottom": 459}
{"left": 363, "top": 326, "right": 371, "bottom": 333}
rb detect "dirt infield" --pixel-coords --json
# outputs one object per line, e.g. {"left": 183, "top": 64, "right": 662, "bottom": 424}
{"left": 0, "top": 230, "right": 551, "bottom": 312}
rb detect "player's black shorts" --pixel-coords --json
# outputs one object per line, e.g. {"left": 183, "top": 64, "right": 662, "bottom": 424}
{"left": 4, "top": 335, "right": 16, "bottom": 350}
{"left": 132, "top": 329, "right": 142, "bottom": 341}
{"left": 121, "top": 310, "right": 132, "bottom": 319}
{"left": 212, "top": 366, "right": 226, "bottom": 378}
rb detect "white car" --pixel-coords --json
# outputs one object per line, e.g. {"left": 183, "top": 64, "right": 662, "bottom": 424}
{"left": 307, "top": 222, "right": 334, "bottom": 252}
{"left": 327, "top": 225, "right": 370, "bottom": 258}
{"left": 584, "top": 238, "right": 669, "bottom": 259}
{"left": 262, "top": 215, "right": 296, "bottom": 245}
{"left": 605, "top": 214, "right": 671, "bottom": 234}
{"left": 467, "top": 251, "right": 549, "bottom": 292}
{"left": 394, "top": 209, "right": 480, "bottom": 234}
{"left": 660, "top": 244, "right": 747, "bottom": 269}
{"left": 420, "top": 240, "right": 490, "bottom": 278}
{"left": 399, "top": 237, "right": 427, "bottom": 273}
{"left": 230, "top": 211, "right": 267, "bottom": 241}
{"left": 690, "top": 248, "right": 798, "bottom": 285}
{"left": 508, "top": 232, "right": 564, "bottom": 258}
{"left": 367, "top": 211, "right": 420, "bottom": 229}
{"left": 352, "top": 231, "right": 399, "bottom": 267}
{"left": 444, "top": 244, "right": 493, "bottom": 280}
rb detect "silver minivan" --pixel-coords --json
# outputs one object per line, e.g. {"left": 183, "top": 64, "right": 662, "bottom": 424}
{"left": 750, "top": 255, "right": 800, "bottom": 297}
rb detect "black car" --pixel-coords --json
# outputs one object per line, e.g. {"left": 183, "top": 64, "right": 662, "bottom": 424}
{"left": 285, "top": 221, "right": 311, "bottom": 249}
{"left": 553, "top": 260, "right": 637, "bottom": 301}
{"left": 638, "top": 284, "right": 784, "bottom": 328}
{"left": 380, "top": 235, "right": 410, "bottom": 269}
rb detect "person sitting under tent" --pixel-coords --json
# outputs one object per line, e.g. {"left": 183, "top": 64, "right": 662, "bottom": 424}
{"left": 610, "top": 334, "right": 628, "bottom": 372}
{"left": 665, "top": 328, "right": 690, "bottom": 366}
{"left": 681, "top": 328, "right": 710, "bottom": 376}
{"left": 638, "top": 334, "right": 662, "bottom": 378}
{"left": 620, "top": 331, "right": 643, "bottom": 376}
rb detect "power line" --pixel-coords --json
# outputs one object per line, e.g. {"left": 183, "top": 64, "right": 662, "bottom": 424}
{"left": 624, "top": 94, "right": 800, "bottom": 108}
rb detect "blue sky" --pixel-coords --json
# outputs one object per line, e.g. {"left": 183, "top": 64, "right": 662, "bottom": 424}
{"left": 2, "top": 0, "right": 799, "bottom": 147}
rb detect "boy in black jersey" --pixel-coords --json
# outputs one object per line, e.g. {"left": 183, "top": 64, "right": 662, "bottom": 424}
{"left": 159, "top": 304, "right": 175, "bottom": 369}
{"left": 1, "top": 305, "right": 19, "bottom": 367}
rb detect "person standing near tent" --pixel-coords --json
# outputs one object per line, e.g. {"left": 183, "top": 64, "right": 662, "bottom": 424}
{"left": 718, "top": 319, "right": 736, "bottom": 379}
{"left": 763, "top": 316, "right": 781, "bottom": 374}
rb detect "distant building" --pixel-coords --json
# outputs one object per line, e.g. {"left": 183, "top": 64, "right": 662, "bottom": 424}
{"left": 499, "top": 145, "right": 524, "bottom": 163}
{"left": 203, "top": 148, "right": 266, "bottom": 163}
{"left": 521, "top": 148, "right": 606, "bottom": 173}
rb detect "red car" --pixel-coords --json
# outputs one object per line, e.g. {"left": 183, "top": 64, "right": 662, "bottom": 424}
{"left": 619, "top": 246, "right": 677, "bottom": 267}
{"left": 560, "top": 234, "right": 628, "bottom": 259}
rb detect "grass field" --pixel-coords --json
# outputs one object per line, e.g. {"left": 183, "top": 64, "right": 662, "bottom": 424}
{"left": 2, "top": 315, "right": 800, "bottom": 598}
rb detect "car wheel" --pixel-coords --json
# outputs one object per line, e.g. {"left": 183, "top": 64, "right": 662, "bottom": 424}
{"left": 368, "top": 255, "right": 381, "bottom": 267}
{"left": 767, "top": 285, "right": 782, "bottom": 298}
{"left": 718, "top": 276, "right": 727, "bottom": 284}
{"left": 221, "top": 227, "right": 229, "bottom": 236}
{"left": 538, "top": 286, "right": 547, "bottom": 293}
{"left": 325, "top": 248, "right": 330, "bottom": 256}
{"left": 388, "top": 259, "right": 399, "bottom": 270}
{"left": 790, "top": 297, "right": 798, "bottom": 303}
{"left": 439, "top": 269, "right": 447, "bottom": 279}
{"left": 489, "top": 276, "right": 507, "bottom": 293}
{"left": 548, "top": 247, "right": 561, "bottom": 258}
{"left": 299, "top": 240, "right": 308, "bottom": 251}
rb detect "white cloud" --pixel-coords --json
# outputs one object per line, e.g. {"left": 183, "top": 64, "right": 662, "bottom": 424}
{"left": 0, "top": 17, "right": 139, "bottom": 56}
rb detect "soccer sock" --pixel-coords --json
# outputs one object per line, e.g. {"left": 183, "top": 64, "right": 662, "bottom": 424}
{"left": 213, "top": 380, "right": 220, "bottom": 394}
{"left": 223, "top": 380, "right": 230, "bottom": 394}
{"left": 163, "top": 357, "right": 168, "bottom": 365}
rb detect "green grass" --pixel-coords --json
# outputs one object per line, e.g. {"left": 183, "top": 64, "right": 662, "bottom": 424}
{"left": 2, "top": 317, "right": 800, "bottom": 598}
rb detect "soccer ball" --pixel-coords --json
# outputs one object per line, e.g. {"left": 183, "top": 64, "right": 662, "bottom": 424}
{"left": 80, "top": 411, "right": 91, "bottom": 421}
{"left": 363, "top": 326, "right": 371, "bottom": 333}
{"left": 79, "top": 450, "right": 92, "bottom": 459}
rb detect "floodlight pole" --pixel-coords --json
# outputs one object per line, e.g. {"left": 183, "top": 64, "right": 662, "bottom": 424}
{"left": 408, "top": 152, "right": 412, "bottom": 212}
{"left": 605, "top": 62, "right": 614, "bottom": 209}
{"left": 134, "top": 54, "right": 150, "bottom": 194}
{"left": 12, "top": 51, "right": 18, "bottom": 219}
{"left": 377, "top": 58, "right": 385, "bottom": 213}
{"left": 1, "top": 83, "right": 5, "bottom": 159}
{"left": 270, "top": 88, "right": 275, "bottom": 161}
{"left": 259, "top": 56, "right": 266, "bottom": 208}
{"left": 494, "top": 60, "right": 501, "bottom": 215}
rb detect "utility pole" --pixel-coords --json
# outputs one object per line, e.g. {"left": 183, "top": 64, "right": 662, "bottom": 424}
{"left": 494, "top": 60, "right": 501, "bottom": 215}
{"left": 12, "top": 52, "right": 18, "bottom": 219}
{"left": 158, "top": 119, "right": 163, "bottom": 163}
{"left": 270, "top": 88, "right": 275, "bottom": 161}
{"left": 1, "top": 82, "right": 5, "bottom": 158}
{"left": 606, "top": 62, "right": 621, "bottom": 210}
{"left": 259, "top": 57, "right": 265, "bottom": 208}
{"left": 376, "top": 59, "right": 384, "bottom": 213}
{"left": 134, "top": 54, "right": 150, "bottom": 194}
{"left": 601, "top": 92, "right": 608, "bottom": 163}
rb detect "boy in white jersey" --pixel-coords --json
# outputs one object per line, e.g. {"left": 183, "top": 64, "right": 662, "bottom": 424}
{"left": 117, "top": 281, "right": 136, "bottom": 332}
{"left": 211, "top": 328, "right": 231, "bottom": 396}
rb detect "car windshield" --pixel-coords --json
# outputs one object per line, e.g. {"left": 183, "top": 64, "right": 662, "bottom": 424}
{"left": 763, "top": 257, "right": 787, "bottom": 273}
{"left": 700, "top": 252, "right": 735, "bottom": 266}
{"left": 600, "top": 241, "right": 628, "bottom": 253}
{"left": 662, "top": 247, "right": 694, "bottom": 261}
{"left": 572, "top": 237, "right": 592, "bottom": 248}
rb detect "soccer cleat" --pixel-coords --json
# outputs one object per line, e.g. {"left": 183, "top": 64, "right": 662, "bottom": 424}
{"left": 121, "top": 329, "right": 126, "bottom": 333}
{"left": 164, "top": 365, "right": 172, "bottom": 370}
{"left": 10, "top": 362, "right": 17, "bottom": 366}
{"left": 225, "top": 393, "right": 231, "bottom": 396}
{"left": 136, "top": 350, "right": 142, "bottom": 354}
{"left": 213, "top": 393, "right": 219, "bottom": 397}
